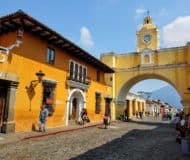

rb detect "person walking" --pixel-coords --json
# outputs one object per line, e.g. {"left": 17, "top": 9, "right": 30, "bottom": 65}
{"left": 179, "top": 115, "right": 189, "bottom": 155}
{"left": 124, "top": 108, "right": 129, "bottom": 121}
{"left": 139, "top": 111, "right": 143, "bottom": 119}
{"left": 39, "top": 104, "right": 49, "bottom": 132}
{"left": 80, "top": 108, "right": 89, "bottom": 125}
{"left": 173, "top": 113, "right": 181, "bottom": 143}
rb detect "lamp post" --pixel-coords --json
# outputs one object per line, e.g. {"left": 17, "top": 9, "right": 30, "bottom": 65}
{"left": 35, "top": 70, "right": 45, "bottom": 82}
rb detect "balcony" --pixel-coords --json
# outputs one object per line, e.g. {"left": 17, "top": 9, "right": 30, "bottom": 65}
{"left": 66, "top": 75, "right": 91, "bottom": 90}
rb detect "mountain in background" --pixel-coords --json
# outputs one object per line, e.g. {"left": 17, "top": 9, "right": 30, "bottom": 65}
{"left": 150, "top": 85, "right": 183, "bottom": 109}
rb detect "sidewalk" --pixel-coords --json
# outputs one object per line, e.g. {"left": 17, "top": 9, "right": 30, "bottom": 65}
{"left": 0, "top": 122, "right": 103, "bottom": 145}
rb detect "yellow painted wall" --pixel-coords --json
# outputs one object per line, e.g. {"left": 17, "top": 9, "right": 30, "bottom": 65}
{"left": 0, "top": 31, "right": 112, "bottom": 132}
{"left": 137, "top": 29, "right": 159, "bottom": 52}
{"left": 102, "top": 46, "right": 190, "bottom": 115}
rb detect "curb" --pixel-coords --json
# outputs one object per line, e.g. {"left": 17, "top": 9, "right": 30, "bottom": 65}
{"left": 21, "top": 123, "right": 103, "bottom": 141}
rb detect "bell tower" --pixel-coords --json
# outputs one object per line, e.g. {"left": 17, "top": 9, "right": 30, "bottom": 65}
{"left": 137, "top": 12, "right": 160, "bottom": 52}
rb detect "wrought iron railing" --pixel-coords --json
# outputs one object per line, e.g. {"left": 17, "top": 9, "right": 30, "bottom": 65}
{"left": 67, "top": 74, "right": 91, "bottom": 85}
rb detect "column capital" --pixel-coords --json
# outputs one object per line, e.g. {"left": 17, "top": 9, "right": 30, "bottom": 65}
{"left": 9, "top": 81, "right": 19, "bottom": 89}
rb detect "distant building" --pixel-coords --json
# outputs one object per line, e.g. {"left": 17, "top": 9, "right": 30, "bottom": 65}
{"left": 116, "top": 92, "right": 146, "bottom": 119}
{"left": 146, "top": 100, "right": 161, "bottom": 117}
{"left": 146, "top": 99, "right": 177, "bottom": 118}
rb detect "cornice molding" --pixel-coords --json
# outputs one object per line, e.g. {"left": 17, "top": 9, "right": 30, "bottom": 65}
{"left": 114, "top": 63, "right": 189, "bottom": 72}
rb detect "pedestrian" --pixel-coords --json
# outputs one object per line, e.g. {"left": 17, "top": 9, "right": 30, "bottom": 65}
{"left": 136, "top": 111, "right": 138, "bottom": 119}
{"left": 179, "top": 115, "right": 189, "bottom": 155}
{"left": 38, "top": 104, "right": 49, "bottom": 132}
{"left": 139, "top": 111, "right": 143, "bottom": 119}
{"left": 187, "top": 113, "right": 190, "bottom": 129}
{"left": 103, "top": 113, "right": 110, "bottom": 129}
{"left": 124, "top": 108, "right": 128, "bottom": 121}
{"left": 172, "top": 113, "right": 181, "bottom": 143}
{"left": 80, "top": 108, "right": 89, "bottom": 125}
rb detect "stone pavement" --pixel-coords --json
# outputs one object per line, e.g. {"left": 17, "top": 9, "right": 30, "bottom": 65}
{"left": 0, "top": 117, "right": 189, "bottom": 160}
{"left": 0, "top": 117, "right": 173, "bottom": 145}
{"left": 0, "top": 121, "right": 103, "bottom": 145}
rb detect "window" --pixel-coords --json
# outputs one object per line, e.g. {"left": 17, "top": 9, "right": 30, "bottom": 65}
{"left": 79, "top": 66, "right": 82, "bottom": 82}
{"left": 70, "top": 61, "right": 74, "bottom": 79}
{"left": 75, "top": 63, "right": 78, "bottom": 80}
{"left": 95, "top": 92, "right": 101, "bottom": 114}
{"left": 42, "top": 81, "right": 56, "bottom": 116}
{"left": 69, "top": 60, "right": 88, "bottom": 84}
{"left": 97, "top": 70, "right": 100, "bottom": 82}
{"left": 47, "top": 48, "right": 55, "bottom": 65}
{"left": 83, "top": 67, "right": 86, "bottom": 83}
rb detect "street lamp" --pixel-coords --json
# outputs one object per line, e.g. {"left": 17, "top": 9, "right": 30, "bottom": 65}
{"left": 35, "top": 70, "right": 45, "bottom": 82}
{"left": 25, "top": 70, "right": 45, "bottom": 92}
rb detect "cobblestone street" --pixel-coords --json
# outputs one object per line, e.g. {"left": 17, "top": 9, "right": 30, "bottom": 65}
{"left": 0, "top": 118, "right": 189, "bottom": 160}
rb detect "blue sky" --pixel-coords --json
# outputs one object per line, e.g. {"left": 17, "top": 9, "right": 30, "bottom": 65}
{"left": 1, "top": 0, "right": 190, "bottom": 57}
{"left": 1, "top": 0, "right": 189, "bottom": 94}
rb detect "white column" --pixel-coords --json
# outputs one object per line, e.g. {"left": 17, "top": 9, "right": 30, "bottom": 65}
{"left": 77, "top": 100, "right": 82, "bottom": 121}
{"left": 65, "top": 100, "right": 70, "bottom": 126}
{"left": 141, "top": 54, "right": 144, "bottom": 64}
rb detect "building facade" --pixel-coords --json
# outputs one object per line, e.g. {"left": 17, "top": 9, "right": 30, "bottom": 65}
{"left": 125, "top": 92, "right": 146, "bottom": 119}
{"left": 101, "top": 15, "right": 190, "bottom": 117}
{"left": 0, "top": 11, "right": 114, "bottom": 133}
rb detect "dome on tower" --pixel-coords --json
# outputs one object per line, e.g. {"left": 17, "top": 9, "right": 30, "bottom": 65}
{"left": 143, "top": 16, "right": 153, "bottom": 25}
{"left": 140, "top": 15, "right": 156, "bottom": 30}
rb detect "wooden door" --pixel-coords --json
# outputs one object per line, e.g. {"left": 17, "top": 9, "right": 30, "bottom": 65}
{"left": 105, "top": 98, "right": 111, "bottom": 116}
{"left": 0, "top": 87, "right": 7, "bottom": 127}
{"left": 126, "top": 100, "right": 130, "bottom": 117}
{"left": 72, "top": 98, "right": 77, "bottom": 119}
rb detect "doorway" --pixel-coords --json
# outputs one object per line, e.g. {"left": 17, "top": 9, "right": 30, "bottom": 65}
{"left": 126, "top": 100, "right": 130, "bottom": 118}
{"left": 71, "top": 98, "right": 77, "bottom": 120}
{"left": 105, "top": 98, "right": 112, "bottom": 117}
{"left": 0, "top": 80, "right": 9, "bottom": 132}
{"left": 67, "top": 89, "right": 85, "bottom": 125}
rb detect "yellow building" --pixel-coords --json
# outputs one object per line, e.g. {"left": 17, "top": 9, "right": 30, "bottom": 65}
{"left": 101, "top": 15, "right": 190, "bottom": 118}
{"left": 0, "top": 10, "right": 114, "bottom": 133}
{"left": 126, "top": 92, "right": 146, "bottom": 119}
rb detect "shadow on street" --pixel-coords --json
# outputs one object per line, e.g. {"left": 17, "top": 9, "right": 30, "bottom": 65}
{"left": 70, "top": 121, "right": 189, "bottom": 160}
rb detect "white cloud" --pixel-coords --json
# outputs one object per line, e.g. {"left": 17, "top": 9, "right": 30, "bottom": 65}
{"left": 163, "top": 16, "right": 190, "bottom": 47}
{"left": 135, "top": 7, "right": 146, "bottom": 19}
{"left": 79, "top": 26, "right": 94, "bottom": 48}
{"left": 136, "top": 8, "right": 146, "bottom": 15}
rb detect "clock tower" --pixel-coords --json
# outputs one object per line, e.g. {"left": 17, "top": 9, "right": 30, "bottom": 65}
{"left": 137, "top": 14, "right": 160, "bottom": 52}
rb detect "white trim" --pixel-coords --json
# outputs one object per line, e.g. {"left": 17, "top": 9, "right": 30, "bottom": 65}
{"left": 65, "top": 88, "right": 86, "bottom": 126}
{"left": 66, "top": 80, "right": 90, "bottom": 90}
{"left": 141, "top": 48, "right": 154, "bottom": 65}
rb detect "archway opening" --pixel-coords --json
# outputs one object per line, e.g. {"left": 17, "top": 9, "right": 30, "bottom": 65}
{"left": 67, "top": 89, "right": 85, "bottom": 125}
{"left": 117, "top": 74, "right": 183, "bottom": 119}
{"left": 130, "top": 79, "right": 182, "bottom": 109}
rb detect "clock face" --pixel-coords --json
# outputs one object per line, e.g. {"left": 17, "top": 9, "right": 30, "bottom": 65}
{"left": 143, "top": 34, "right": 152, "bottom": 44}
